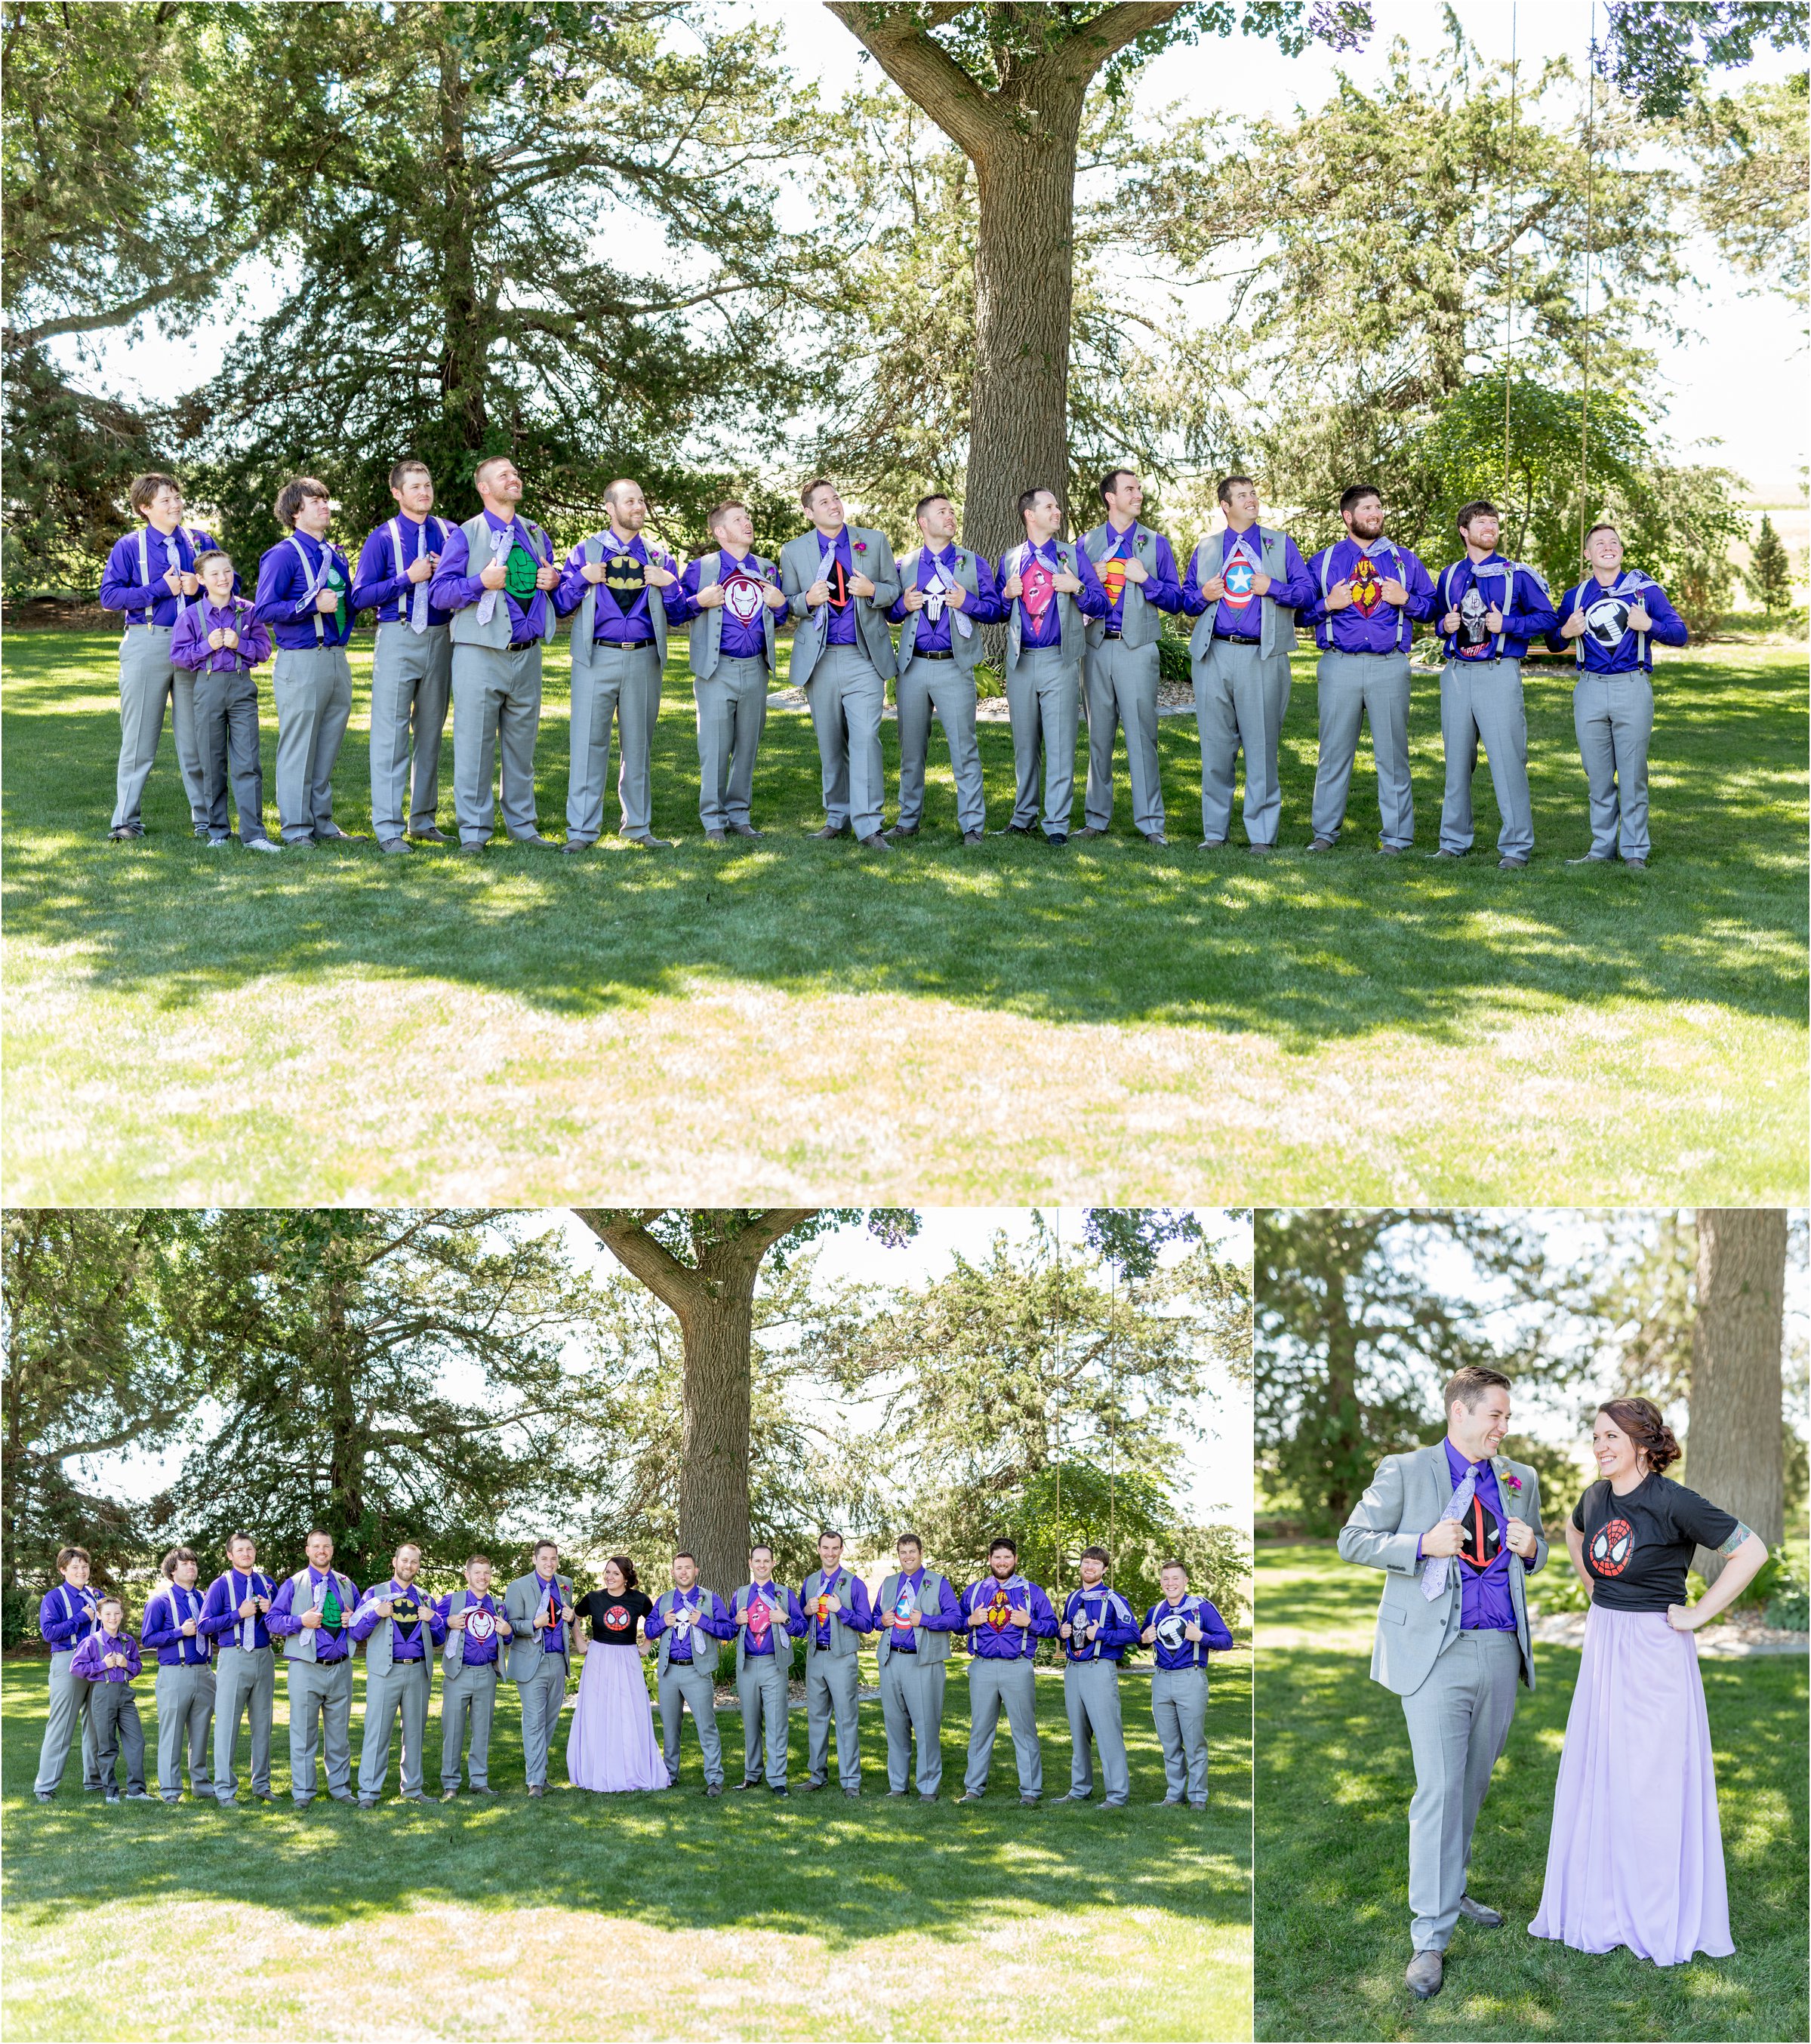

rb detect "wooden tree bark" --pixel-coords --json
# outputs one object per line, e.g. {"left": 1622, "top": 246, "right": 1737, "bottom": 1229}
{"left": 827, "top": 4, "right": 1181, "bottom": 566}
{"left": 571, "top": 1211, "right": 819, "bottom": 1597}
{"left": 1687, "top": 1208, "right": 1787, "bottom": 1584}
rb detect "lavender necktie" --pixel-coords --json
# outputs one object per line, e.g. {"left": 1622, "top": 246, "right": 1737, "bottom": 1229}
{"left": 1421, "top": 1464, "right": 1478, "bottom": 1601}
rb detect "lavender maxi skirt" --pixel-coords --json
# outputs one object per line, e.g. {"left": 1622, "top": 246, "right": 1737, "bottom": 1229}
{"left": 1528, "top": 1604, "right": 1734, "bottom": 1965}
{"left": 565, "top": 1647, "right": 667, "bottom": 1793}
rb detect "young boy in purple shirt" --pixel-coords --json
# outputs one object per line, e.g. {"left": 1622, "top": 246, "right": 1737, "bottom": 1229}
{"left": 70, "top": 1596, "right": 153, "bottom": 1802}
{"left": 171, "top": 550, "right": 277, "bottom": 850}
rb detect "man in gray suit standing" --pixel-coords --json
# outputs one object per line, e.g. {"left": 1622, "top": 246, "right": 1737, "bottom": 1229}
{"left": 503, "top": 1540, "right": 575, "bottom": 1796}
{"left": 798, "top": 1528, "right": 873, "bottom": 1795}
{"left": 780, "top": 478, "right": 900, "bottom": 850}
{"left": 1337, "top": 1365, "right": 1548, "bottom": 2003}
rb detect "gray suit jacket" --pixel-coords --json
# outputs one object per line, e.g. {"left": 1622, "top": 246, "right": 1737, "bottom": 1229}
{"left": 780, "top": 525, "right": 900, "bottom": 687}
{"left": 1337, "top": 1442, "right": 1548, "bottom": 1697}
{"left": 501, "top": 1570, "right": 573, "bottom": 1682}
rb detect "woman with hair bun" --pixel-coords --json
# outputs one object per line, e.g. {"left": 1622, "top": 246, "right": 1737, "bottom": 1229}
{"left": 1529, "top": 1397, "right": 1768, "bottom": 1965}
{"left": 566, "top": 1555, "right": 665, "bottom": 1792}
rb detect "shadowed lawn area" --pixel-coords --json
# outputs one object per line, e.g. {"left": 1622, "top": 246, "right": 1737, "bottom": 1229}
{"left": 1255, "top": 1545, "right": 1808, "bottom": 2043}
{"left": 3, "top": 630, "right": 1803, "bottom": 1202}
{"left": 3, "top": 1654, "right": 1251, "bottom": 2042}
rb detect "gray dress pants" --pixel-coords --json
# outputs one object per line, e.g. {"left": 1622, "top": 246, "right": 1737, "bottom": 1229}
{"left": 695, "top": 654, "right": 770, "bottom": 831}
{"left": 658, "top": 1661, "right": 724, "bottom": 1786}
{"left": 1006, "top": 645, "right": 1083, "bottom": 835}
{"left": 1311, "top": 648, "right": 1414, "bottom": 848}
{"left": 154, "top": 1662, "right": 216, "bottom": 1799}
{"left": 1438, "top": 657, "right": 1533, "bottom": 859}
{"left": 1573, "top": 670, "right": 1653, "bottom": 859}
{"left": 1083, "top": 638, "right": 1164, "bottom": 835}
{"left": 359, "top": 1659, "right": 432, "bottom": 1799}
{"left": 113, "top": 625, "right": 207, "bottom": 831}
{"left": 895, "top": 657, "right": 985, "bottom": 836}
{"left": 271, "top": 645, "right": 353, "bottom": 843}
{"left": 453, "top": 642, "right": 544, "bottom": 845}
{"left": 805, "top": 643, "right": 887, "bottom": 839}
{"left": 805, "top": 1653, "right": 862, "bottom": 1787}
{"left": 569, "top": 640, "right": 662, "bottom": 842}
{"left": 368, "top": 622, "right": 451, "bottom": 840}
{"left": 1064, "top": 1659, "right": 1130, "bottom": 1802}
{"left": 737, "top": 1655, "right": 791, "bottom": 1786}
{"left": 1151, "top": 1664, "right": 1210, "bottom": 1804}
{"left": 1191, "top": 636, "right": 1291, "bottom": 846}
{"left": 91, "top": 1683, "right": 147, "bottom": 1793}
{"left": 34, "top": 1652, "right": 100, "bottom": 1796}
{"left": 963, "top": 1657, "right": 1043, "bottom": 1797}
{"left": 441, "top": 1662, "right": 499, "bottom": 1790}
{"left": 1400, "top": 1630, "right": 1520, "bottom": 1952}
{"left": 516, "top": 1652, "right": 568, "bottom": 1787}
{"left": 212, "top": 1644, "right": 275, "bottom": 1801}
{"left": 879, "top": 1654, "right": 947, "bottom": 1795}
{"left": 192, "top": 668, "right": 270, "bottom": 842}
{"left": 287, "top": 1656, "right": 354, "bottom": 1801}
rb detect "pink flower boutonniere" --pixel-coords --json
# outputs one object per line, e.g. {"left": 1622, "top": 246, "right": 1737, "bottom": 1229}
{"left": 854, "top": 539, "right": 868, "bottom": 554}
{"left": 1505, "top": 1473, "right": 1523, "bottom": 1494}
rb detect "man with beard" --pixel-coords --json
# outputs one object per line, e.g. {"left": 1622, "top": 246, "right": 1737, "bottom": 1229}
{"left": 350, "top": 1541, "right": 446, "bottom": 1805}
{"left": 954, "top": 1537, "right": 1059, "bottom": 1805}
{"left": 1057, "top": 1545, "right": 1143, "bottom": 1809}
{"left": 1301, "top": 485, "right": 1438, "bottom": 854}
{"left": 677, "top": 500, "right": 789, "bottom": 842}
{"left": 1078, "top": 469, "right": 1184, "bottom": 845}
{"left": 429, "top": 455, "right": 562, "bottom": 852}
{"left": 1181, "top": 476, "right": 1314, "bottom": 853}
{"left": 1546, "top": 522, "right": 1688, "bottom": 870}
{"left": 728, "top": 1544, "right": 806, "bottom": 1794}
{"left": 781, "top": 479, "right": 901, "bottom": 850}
{"left": 1432, "top": 501, "right": 1557, "bottom": 870}
{"left": 555, "top": 477, "right": 690, "bottom": 851}
{"left": 266, "top": 1529, "right": 360, "bottom": 1805}
{"left": 886, "top": 494, "right": 1003, "bottom": 845}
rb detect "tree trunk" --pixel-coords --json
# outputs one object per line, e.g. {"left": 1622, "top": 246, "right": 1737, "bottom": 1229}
{"left": 436, "top": 34, "right": 488, "bottom": 460}
{"left": 1687, "top": 1208, "right": 1786, "bottom": 1584}
{"left": 573, "top": 1211, "right": 820, "bottom": 1599}
{"left": 963, "top": 97, "right": 1084, "bottom": 563}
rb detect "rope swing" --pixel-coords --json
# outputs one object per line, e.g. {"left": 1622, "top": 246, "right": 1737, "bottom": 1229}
{"left": 1052, "top": 1210, "right": 1062, "bottom": 1599}
{"left": 1504, "top": 1, "right": 1518, "bottom": 501}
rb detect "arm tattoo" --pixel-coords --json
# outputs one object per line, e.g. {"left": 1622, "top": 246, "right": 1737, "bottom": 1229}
{"left": 1717, "top": 1523, "right": 1753, "bottom": 1557}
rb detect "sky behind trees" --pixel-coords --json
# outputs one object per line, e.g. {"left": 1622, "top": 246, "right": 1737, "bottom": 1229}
{"left": 45, "top": 0, "right": 1806, "bottom": 504}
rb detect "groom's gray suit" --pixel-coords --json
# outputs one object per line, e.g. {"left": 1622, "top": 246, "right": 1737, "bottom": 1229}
{"left": 1338, "top": 1442, "right": 1547, "bottom": 1954}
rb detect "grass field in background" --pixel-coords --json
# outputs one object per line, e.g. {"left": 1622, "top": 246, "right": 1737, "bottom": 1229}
{"left": 2, "top": 1655, "right": 1250, "bottom": 2042}
{"left": 1254, "top": 1545, "right": 1808, "bottom": 2043}
{"left": 3, "top": 629, "right": 1803, "bottom": 1203}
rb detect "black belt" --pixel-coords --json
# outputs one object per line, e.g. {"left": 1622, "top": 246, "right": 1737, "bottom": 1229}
{"left": 913, "top": 648, "right": 955, "bottom": 662}
{"left": 595, "top": 636, "right": 652, "bottom": 650}
{"left": 1103, "top": 626, "right": 1123, "bottom": 639}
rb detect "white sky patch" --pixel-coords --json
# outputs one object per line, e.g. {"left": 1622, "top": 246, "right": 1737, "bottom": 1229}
{"left": 54, "top": 2, "right": 1806, "bottom": 504}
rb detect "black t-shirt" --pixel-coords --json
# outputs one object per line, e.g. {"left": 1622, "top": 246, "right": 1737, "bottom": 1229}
{"left": 1571, "top": 1474, "right": 1742, "bottom": 1612}
{"left": 576, "top": 1587, "right": 652, "bottom": 1645}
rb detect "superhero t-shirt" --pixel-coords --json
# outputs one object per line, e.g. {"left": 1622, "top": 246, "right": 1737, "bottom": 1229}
{"left": 1572, "top": 1475, "right": 1741, "bottom": 1613}
{"left": 577, "top": 1587, "right": 652, "bottom": 1645}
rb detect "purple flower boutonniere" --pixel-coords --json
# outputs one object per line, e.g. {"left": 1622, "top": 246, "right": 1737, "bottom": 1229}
{"left": 854, "top": 539, "right": 868, "bottom": 554}
{"left": 1505, "top": 1473, "right": 1523, "bottom": 1494}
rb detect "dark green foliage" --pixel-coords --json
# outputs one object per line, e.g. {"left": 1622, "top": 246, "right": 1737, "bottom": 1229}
{"left": 1745, "top": 513, "right": 1794, "bottom": 617}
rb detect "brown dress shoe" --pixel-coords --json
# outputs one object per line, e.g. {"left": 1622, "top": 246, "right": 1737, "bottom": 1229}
{"left": 1406, "top": 1949, "right": 1443, "bottom": 1999}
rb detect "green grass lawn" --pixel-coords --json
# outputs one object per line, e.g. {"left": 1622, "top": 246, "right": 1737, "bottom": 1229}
{"left": 3, "top": 629, "right": 1804, "bottom": 1202}
{"left": 1254, "top": 1544, "right": 1808, "bottom": 2043}
{"left": 2, "top": 1652, "right": 1251, "bottom": 2042}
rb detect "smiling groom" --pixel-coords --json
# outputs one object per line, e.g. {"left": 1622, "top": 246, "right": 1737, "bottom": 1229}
{"left": 1336, "top": 1365, "right": 1547, "bottom": 2005}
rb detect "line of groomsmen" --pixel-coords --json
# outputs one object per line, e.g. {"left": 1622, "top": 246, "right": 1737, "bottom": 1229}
{"left": 100, "top": 461, "right": 1684, "bottom": 870}
{"left": 33, "top": 1531, "right": 1233, "bottom": 1811}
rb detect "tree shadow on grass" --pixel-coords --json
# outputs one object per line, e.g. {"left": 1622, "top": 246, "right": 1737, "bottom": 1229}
{"left": 2, "top": 1664, "right": 1252, "bottom": 1947}
{"left": 4, "top": 638, "right": 1805, "bottom": 1041}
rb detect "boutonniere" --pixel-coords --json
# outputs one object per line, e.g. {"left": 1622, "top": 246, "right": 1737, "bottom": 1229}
{"left": 1502, "top": 1469, "right": 1523, "bottom": 1494}
{"left": 853, "top": 539, "right": 868, "bottom": 554}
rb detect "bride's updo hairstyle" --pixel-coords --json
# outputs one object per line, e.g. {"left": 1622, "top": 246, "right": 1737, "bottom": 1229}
{"left": 1597, "top": 1397, "right": 1681, "bottom": 1476}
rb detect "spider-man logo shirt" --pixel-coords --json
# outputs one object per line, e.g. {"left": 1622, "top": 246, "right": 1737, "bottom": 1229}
{"left": 1572, "top": 1474, "right": 1742, "bottom": 1613}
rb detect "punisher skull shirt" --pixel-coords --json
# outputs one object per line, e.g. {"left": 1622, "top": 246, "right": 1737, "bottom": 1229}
{"left": 1572, "top": 1475, "right": 1742, "bottom": 1613}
